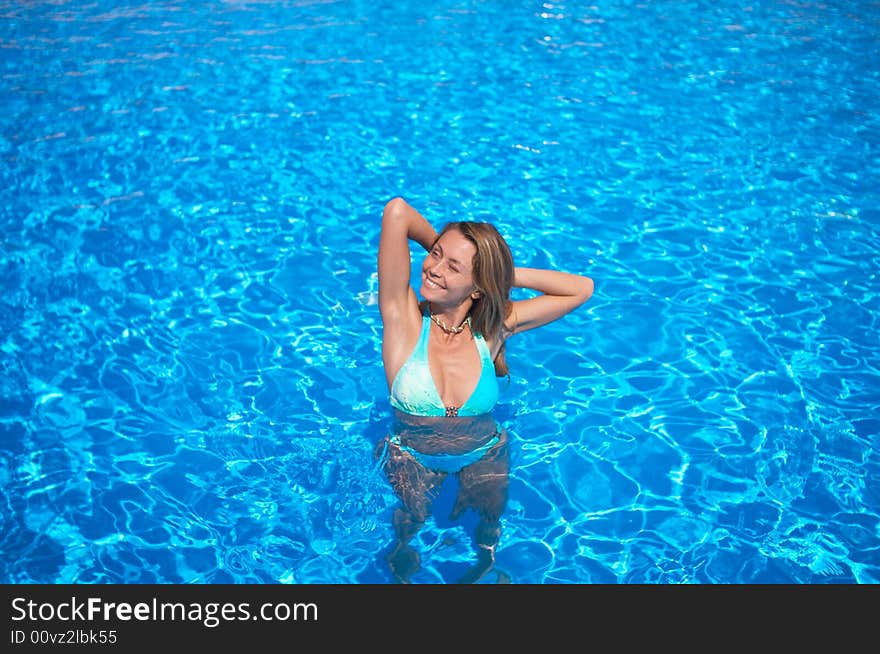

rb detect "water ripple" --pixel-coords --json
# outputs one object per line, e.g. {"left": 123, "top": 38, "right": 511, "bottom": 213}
{"left": 1, "top": 0, "right": 878, "bottom": 584}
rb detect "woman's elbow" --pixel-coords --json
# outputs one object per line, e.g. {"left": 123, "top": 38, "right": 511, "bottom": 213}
{"left": 576, "top": 276, "right": 594, "bottom": 304}
{"left": 382, "top": 196, "right": 409, "bottom": 222}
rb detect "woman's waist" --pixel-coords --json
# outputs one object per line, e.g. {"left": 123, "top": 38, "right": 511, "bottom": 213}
{"left": 390, "top": 409, "right": 503, "bottom": 455}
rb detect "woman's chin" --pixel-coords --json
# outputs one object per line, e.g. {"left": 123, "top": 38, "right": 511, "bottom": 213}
{"left": 420, "top": 282, "right": 443, "bottom": 300}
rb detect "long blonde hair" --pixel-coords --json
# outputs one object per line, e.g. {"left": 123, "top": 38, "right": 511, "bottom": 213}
{"left": 433, "top": 222, "right": 514, "bottom": 377}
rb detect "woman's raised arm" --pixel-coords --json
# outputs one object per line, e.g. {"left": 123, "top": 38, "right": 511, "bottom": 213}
{"left": 377, "top": 197, "right": 437, "bottom": 321}
{"left": 505, "top": 266, "right": 594, "bottom": 335}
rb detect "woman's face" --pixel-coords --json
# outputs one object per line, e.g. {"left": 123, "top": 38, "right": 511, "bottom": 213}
{"left": 420, "top": 228, "right": 478, "bottom": 306}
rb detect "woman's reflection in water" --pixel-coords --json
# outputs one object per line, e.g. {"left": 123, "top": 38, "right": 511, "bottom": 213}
{"left": 375, "top": 410, "right": 509, "bottom": 584}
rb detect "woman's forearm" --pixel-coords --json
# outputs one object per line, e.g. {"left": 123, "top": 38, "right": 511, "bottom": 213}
{"left": 514, "top": 267, "right": 594, "bottom": 299}
{"left": 407, "top": 210, "right": 438, "bottom": 252}
{"left": 383, "top": 197, "right": 437, "bottom": 251}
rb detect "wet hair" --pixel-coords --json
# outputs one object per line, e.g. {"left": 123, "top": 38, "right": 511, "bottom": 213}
{"left": 433, "top": 222, "right": 514, "bottom": 377}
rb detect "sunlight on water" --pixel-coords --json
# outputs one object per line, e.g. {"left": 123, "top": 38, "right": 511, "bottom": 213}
{"left": 1, "top": 0, "right": 878, "bottom": 583}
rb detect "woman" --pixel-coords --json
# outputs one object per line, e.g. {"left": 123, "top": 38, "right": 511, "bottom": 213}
{"left": 375, "top": 196, "right": 594, "bottom": 583}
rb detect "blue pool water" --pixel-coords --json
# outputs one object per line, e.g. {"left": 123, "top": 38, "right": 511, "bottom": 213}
{"left": 2, "top": 0, "right": 879, "bottom": 584}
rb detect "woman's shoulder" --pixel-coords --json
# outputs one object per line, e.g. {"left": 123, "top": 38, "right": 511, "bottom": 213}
{"left": 500, "top": 302, "right": 518, "bottom": 337}
{"left": 482, "top": 313, "right": 514, "bottom": 361}
{"left": 382, "top": 290, "right": 426, "bottom": 335}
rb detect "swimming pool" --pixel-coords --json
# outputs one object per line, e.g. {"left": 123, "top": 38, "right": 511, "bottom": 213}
{"left": 2, "top": 0, "right": 878, "bottom": 584}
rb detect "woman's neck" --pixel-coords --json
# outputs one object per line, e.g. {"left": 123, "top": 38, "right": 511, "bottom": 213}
{"left": 427, "top": 301, "right": 471, "bottom": 337}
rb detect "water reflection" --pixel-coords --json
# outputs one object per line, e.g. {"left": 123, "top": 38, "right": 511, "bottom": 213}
{"left": 374, "top": 410, "right": 509, "bottom": 583}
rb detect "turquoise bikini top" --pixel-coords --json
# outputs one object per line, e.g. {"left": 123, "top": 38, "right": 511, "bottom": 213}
{"left": 390, "top": 312, "right": 500, "bottom": 417}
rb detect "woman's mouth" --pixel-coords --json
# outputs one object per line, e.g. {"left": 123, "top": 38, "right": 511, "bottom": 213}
{"left": 424, "top": 277, "right": 444, "bottom": 290}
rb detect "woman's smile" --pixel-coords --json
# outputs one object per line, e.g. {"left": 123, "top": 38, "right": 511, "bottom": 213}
{"left": 424, "top": 275, "right": 444, "bottom": 290}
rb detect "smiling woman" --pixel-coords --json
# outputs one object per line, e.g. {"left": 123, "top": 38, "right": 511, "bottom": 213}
{"left": 375, "top": 196, "right": 594, "bottom": 583}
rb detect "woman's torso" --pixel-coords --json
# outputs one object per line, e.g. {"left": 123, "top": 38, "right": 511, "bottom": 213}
{"left": 388, "top": 306, "right": 499, "bottom": 418}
